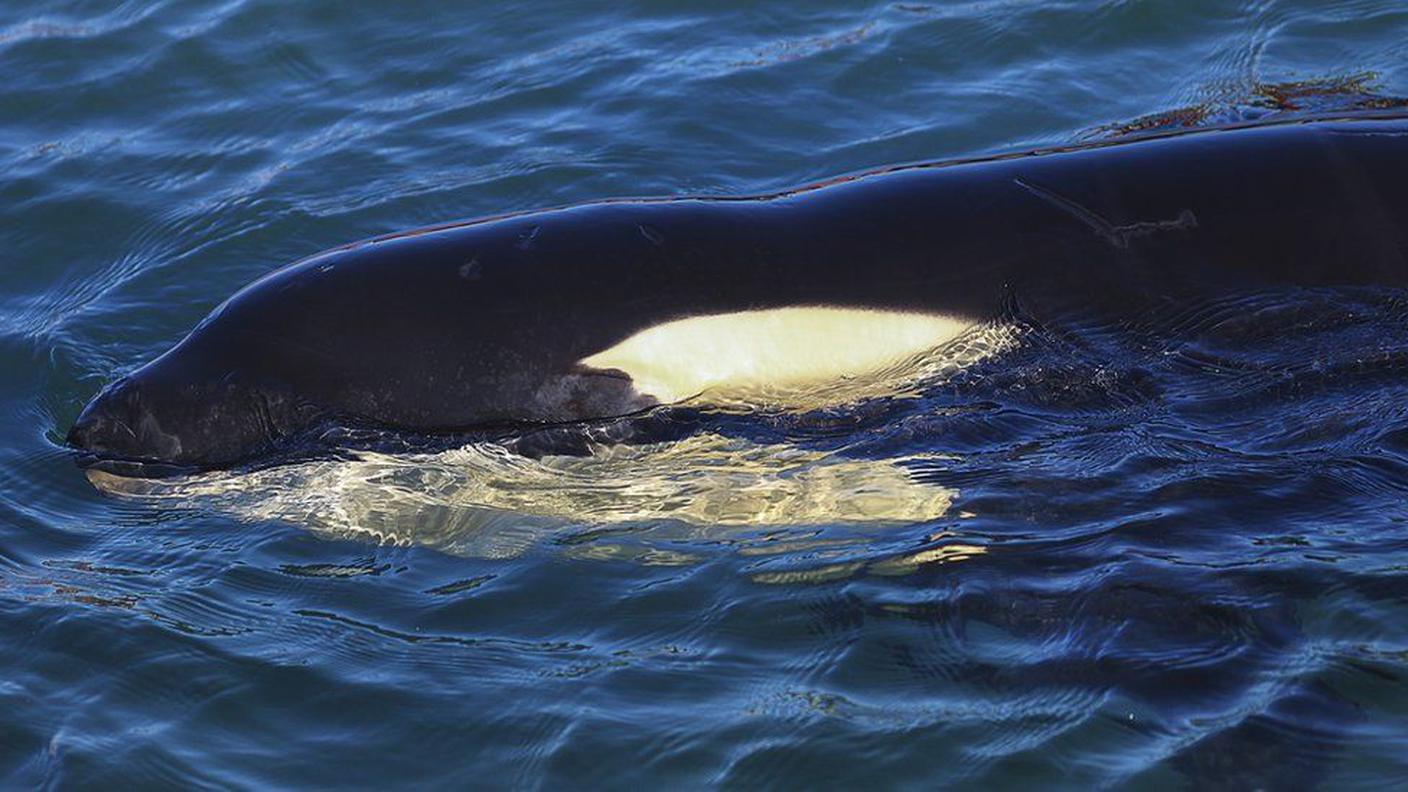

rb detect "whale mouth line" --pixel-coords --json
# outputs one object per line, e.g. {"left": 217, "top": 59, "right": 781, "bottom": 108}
{"left": 72, "top": 450, "right": 200, "bottom": 480}
{"left": 67, "top": 403, "right": 687, "bottom": 477}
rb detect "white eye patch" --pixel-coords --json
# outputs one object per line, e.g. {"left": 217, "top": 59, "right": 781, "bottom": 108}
{"left": 579, "top": 306, "right": 974, "bottom": 404}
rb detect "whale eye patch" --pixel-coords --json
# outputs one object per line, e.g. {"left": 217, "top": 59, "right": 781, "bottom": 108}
{"left": 579, "top": 306, "right": 975, "bottom": 405}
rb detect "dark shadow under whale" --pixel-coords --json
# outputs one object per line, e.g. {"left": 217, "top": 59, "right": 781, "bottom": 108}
{"left": 68, "top": 113, "right": 1408, "bottom": 472}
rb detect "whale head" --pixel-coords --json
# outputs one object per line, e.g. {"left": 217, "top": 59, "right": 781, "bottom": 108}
{"left": 67, "top": 338, "right": 316, "bottom": 473}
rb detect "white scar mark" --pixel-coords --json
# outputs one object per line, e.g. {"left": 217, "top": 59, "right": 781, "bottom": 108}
{"left": 578, "top": 306, "right": 976, "bottom": 405}
{"left": 1013, "top": 177, "right": 1196, "bottom": 248}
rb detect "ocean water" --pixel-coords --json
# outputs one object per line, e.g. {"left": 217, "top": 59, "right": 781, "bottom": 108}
{"left": 6, "top": 0, "right": 1408, "bottom": 787}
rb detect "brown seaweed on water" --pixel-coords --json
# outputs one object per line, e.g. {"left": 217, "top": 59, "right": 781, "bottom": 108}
{"left": 1082, "top": 73, "right": 1408, "bottom": 140}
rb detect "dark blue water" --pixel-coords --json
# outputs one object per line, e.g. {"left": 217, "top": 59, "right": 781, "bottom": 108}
{"left": 7, "top": 1, "right": 1408, "bottom": 787}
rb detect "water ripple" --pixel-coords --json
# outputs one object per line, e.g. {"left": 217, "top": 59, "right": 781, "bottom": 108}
{"left": 7, "top": 0, "right": 1408, "bottom": 786}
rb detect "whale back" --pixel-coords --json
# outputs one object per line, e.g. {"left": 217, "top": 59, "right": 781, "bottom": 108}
{"left": 68, "top": 115, "right": 1408, "bottom": 469}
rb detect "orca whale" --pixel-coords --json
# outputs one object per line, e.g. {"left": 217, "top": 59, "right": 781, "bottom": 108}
{"left": 67, "top": 113, "right": 1408, "bottom": 471}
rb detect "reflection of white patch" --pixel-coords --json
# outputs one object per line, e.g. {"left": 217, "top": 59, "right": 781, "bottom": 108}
{"left": 86, "top": 434, "right": 957, "bottom": 559}
{"left": 580, "top": 306, "right": 973, "bottom": 404}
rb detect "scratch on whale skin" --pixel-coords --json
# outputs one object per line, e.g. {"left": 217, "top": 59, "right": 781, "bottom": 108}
{"left": 1013, "top": 177, "right": 1197, "bottom": 248}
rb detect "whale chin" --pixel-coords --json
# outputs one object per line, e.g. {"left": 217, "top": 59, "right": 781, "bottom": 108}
{"left": 74, "top": 455, "right": 200, "bottom": 480}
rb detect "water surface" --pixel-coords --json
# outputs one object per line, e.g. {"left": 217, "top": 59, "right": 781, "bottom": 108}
{"left": 5, "top": 0, "right": 1408, "bottom": 787}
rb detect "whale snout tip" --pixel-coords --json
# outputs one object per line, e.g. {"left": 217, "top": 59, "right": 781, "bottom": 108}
{"left": 67, "top": 383, "right": 199, "bottom": 479}
{"left": 67, "top": 385, "right": 140, "bottom": 455}
{"left": 65, "top": 412, "right": 95, "bottom": 450}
